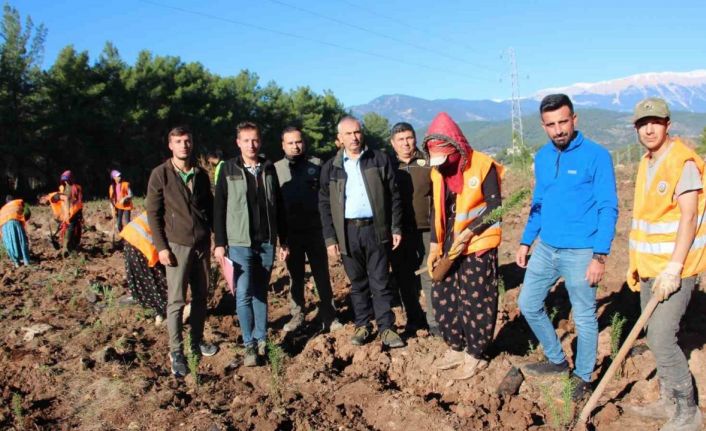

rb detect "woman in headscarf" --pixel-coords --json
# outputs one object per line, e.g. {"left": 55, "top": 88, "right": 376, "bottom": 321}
{"left": 108, "top": 170, "right": 133, "bottom": 233}
{"left": 424, "top": 112, "right": 504, "bottom": 379}
{"left": 47, "top": 170, "right": 83, "bottom": 255}
{"left": 0, "top": 195, "right": 31, "bottom": 267}
{"left": 120, "top": 212, "right": 167, "bottom": 324}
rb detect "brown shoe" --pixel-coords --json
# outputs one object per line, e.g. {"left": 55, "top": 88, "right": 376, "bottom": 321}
{"left": 449, "top": 354, "right": 488, "bottom": 380}
{"left": 434, "top": 348, "right": 466, "bottom": 370}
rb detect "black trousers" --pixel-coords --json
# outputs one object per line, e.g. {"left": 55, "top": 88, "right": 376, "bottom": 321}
{"left": 286, "top": 229, "right": 336, "bottom": 322}
{"left": 341, "top": 223, "right": 395, "bottom": 331}
{"left": 390, "top": 229, "right": 432, "bottom": 327}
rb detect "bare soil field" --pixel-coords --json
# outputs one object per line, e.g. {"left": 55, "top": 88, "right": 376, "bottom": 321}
{"left": 1, "top": 166, "right": 705, "bottom": 430}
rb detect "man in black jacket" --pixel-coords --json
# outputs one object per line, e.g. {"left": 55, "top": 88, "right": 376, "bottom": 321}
{"left": 145, "top": 126, "right": 218, "bottom": 377}
{"left": 388, "top": 122, "right": 440, "bottom": 336}
{"left": 275, "top": 126, "right": 341, "bottom": 333}
{"left": 213, "top": 121, "right": 289, "bottom": 367}
{"left": 319, "top": 116, "right": 405, "bottom": 348}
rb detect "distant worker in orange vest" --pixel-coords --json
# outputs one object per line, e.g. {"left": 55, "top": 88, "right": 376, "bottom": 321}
{"left": 108, "top": 170, "right": 133, "bottom": 232}
{"left": 424, "top": 112, "right": 503, "bottom": 379}
{"left": 46, "top": 170, "right": 83, "bottom": 255}
{"left": 120, "top": 212, "right": 167, "bottom": 325}
{"left": 0, "top": 195, "right": 31, "bottom": 267}
{"left": 624, "top": 98, "right": 704, "bottom": 430}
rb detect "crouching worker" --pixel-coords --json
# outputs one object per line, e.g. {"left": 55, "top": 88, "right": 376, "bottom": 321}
{"left": 120, "top": 212, "right": 168, "bottom": 325}
{"left": 0, "top": 195, "right": 31, "bottom": 267}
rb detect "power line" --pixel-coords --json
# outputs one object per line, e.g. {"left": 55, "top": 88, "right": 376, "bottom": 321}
{"left": 139, "top": 0, "right": 494, "bottom": 83}
{"left": 334, "top": 0, "right": 500, "bottom": 73}
{"left": 264, "top": 0, "right": 499, "bottom": 75}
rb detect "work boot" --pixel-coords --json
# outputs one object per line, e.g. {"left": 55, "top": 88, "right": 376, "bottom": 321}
{"left": 243, "top": 345, "right": 258, "bottom": 367}
{"left": 380, "top": 329, "right": 405, "bottom": 348}
{"left": 170, "top": 351, "right": 188, "bottom": 377}
{"left": 257, "top": 339, "right": 267, "bottom": 358}
{"left": 521, "top": 359, "right": 569, "bottom": 377}
{"left": 661, "top": 384, "right": 702, "bottom": 431}
{"left": 321, "top": 318, "right": 344, "bottom": 333}
{"left": 434, "top": 348, "right": 466, "bottom": 370}
{"left": 449, "top": 353, "right": 488, "bottom": 380}
{"left": 283, "top": 313, "right": 304, "bottom": 333}
{"left": 191, "top": 341, "right": 218, "bottom": 358}
{"left": 570, "top": 375, "right": 592, "bottom": 401}
{"left": 624, "top": 380, "right": 675, "bottom": 419}
{"left": 351, "top": 326, "right": 371, "bottom": 346}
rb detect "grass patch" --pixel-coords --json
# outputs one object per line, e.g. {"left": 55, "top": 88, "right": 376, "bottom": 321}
{"left": 267, "top": 340, "right": 286, "bottom": 407}
{"left": 610, "top": 312, "right": 628, "bottom": 378}
{"left": 12, "top": 392, "right": 23, "bottom": 429}
{"left": 540, "top": 374, "right": 577, "bottom": 429}
{"left": 183, "top": 333, "right": 201, "bottom": 385}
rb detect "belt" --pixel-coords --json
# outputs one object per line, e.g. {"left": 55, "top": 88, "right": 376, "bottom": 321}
{"left": 345, "top": 218, "right": 374, "bottom": 227}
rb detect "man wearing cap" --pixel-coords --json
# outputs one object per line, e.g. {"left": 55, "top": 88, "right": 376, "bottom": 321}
{"left": 275, "top": 126, "right": 341, "bottom": 334}
{"left": 515, "top": 94, "right": 618, "bottom": 400}
{"left": 108, "top": 170, "right": 133, "bottom": 233}
{"left": 388, "top": 122, "right": 439, "bottom": 336}
{"left": 623, "top": 98, "right": 704, "bottom": 430}
{"left": 319, "top": 115, "right": 405, "bottom": 348}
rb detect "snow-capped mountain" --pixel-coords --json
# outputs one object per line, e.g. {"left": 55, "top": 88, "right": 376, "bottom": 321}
{"left": 535, "top": 70, "right": 706, "bottom": 112}
{"left": 351, "top": 70, "right": 706, "bottom": 128}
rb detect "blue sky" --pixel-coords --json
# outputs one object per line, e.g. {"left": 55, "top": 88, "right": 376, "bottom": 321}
{"left": 17, "top": 0, "right": 706, "bottom": 106}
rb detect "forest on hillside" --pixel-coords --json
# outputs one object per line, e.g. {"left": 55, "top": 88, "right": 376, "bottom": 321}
{"left": 0, "top": 4, "right": 395, "bottom": 200}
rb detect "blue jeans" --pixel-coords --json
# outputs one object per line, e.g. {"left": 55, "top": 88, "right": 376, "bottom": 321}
{"left": 518, "top": 240, "right": 598, "bottom": 382}
{"left": 229, "top": 242, "right": 275, "bottom": 347}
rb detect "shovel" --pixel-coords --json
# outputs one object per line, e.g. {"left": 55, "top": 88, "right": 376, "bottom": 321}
{"left": 573, "top": 295, "right": 660, "bottom": 430}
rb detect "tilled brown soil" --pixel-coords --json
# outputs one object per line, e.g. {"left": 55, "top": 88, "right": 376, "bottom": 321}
{"left": 1, "top": 167, "right": 706, "bottom": 430}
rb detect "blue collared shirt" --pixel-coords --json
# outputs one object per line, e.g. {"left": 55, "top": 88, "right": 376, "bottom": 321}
{"left": 343, "top": 149, "right": 374, "bottom": 218}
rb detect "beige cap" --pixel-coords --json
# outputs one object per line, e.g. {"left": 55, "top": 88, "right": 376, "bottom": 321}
{"left": 633, "top": 97, "right": 670, "bottom": 123}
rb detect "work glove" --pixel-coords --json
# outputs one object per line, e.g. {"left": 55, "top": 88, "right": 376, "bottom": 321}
{"left": 652, "top": 262, "right": 683, "bottom": 302}
{"left": 427, "top": 243, "right": 440, "bottom": 279}
{"left": 447, "top": 228, "right": 474, "bottom": 261}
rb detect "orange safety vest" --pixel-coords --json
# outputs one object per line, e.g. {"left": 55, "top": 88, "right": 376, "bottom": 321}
{"left": 431, "top": 151, "right": 504, "bottom": 258}
{"left": 119, "top": 212, "right": 159, "bottom": 267}
{"left": 47, "top": 184, "right": 83, "bottom": 222}
{"left": 109, "top": 181, "right": 133, "bottom": 210}
{"left": 628, "top": 138, "right": 706, "bottom": 290}
{"left": 0, "top": 199, "right": 25, "bottom": 228}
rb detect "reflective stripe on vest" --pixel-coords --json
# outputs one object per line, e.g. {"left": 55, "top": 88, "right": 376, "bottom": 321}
{"left": 628, "top": 138, "right": 706, "bottom": 280}
{"left": 120, "top": 213, "right": 159, "bottom": 267}
{"left": 431, "top": 151, "right": 504, "bottom": 257}
{"left": 0, "top": 199, "right": 25, "bottom": 227}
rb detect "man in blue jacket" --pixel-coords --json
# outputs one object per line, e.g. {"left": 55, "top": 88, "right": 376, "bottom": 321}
{"left": 515, "top": 94, "right": 618, "bottom": 400}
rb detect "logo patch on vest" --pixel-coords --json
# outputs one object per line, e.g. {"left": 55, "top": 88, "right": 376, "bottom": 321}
{"left": 657, "top": 180, "right": 668, "bottom": 195}
{"left": 468, "top": 176, "right": 480, "bottom": 188}
{"left": 307, "top": 167, "right": 317, "bottom": 176}
{"left": 417, "top": 159, "right": 426, "bottom": 166}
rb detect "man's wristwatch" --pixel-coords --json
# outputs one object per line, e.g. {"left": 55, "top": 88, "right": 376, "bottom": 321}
{"left": 592, "top": 253, "right": 607, "bottom": 264}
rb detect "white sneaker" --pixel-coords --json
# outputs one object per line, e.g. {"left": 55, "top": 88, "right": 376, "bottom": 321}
{"left": 155, "top": 314, "right": 165, "bottom": 326}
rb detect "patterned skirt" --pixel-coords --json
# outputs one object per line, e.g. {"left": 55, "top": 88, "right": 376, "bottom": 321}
{"left": 124, "top": 244, "right": 167, "bottom": 316}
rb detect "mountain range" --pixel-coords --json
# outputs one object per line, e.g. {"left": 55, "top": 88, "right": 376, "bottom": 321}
{"left": 351, "top": 70, "right": 706, "bottom": 150}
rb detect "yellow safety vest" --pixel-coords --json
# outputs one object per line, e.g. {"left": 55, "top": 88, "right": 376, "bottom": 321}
{"left": 628, "top": 138, "right": 706, "bottom": 290}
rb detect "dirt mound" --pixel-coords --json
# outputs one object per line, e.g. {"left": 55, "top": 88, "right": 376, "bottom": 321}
{"left": 1, "top": 169, "right": 705, "bottom": 430}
